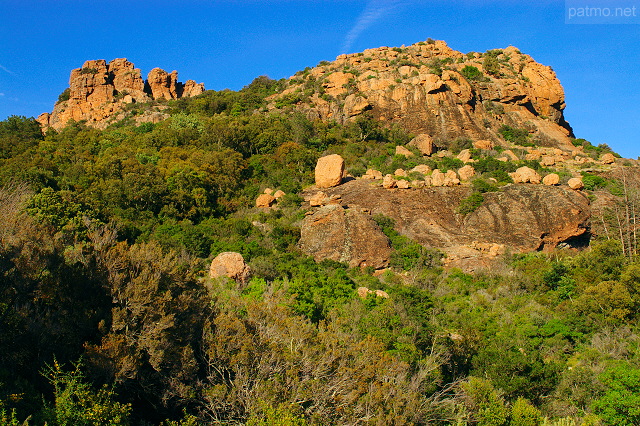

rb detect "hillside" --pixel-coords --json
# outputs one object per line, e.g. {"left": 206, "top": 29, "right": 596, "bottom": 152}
{"left": 1, "top": 40, "right": 640, "bottom": 425}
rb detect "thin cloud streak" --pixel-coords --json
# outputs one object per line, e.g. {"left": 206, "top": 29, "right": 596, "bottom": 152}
{"left": 0, "top": 64, "right": 15, "bottom": 75}
{"left": 341, "top": 0, "right": 402, "bottom": 54}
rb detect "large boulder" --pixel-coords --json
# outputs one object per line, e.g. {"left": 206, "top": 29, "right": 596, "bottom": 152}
{"left": 458, "top": 165, "right": 476, "bottom": 181}
{"left": 315, "top": 154, "right": 345, "bottom": 188}
{"left": 298, "top": 205, "right": 391, "bottom": 269}
{"left": 209, "top": 252, "right": 251, "bottom": 284}
{"left": 408, "top": 134, "right": 435, "bottom": 156}
{"left": 568, "top": 177, "right": 584, "bottom": 190}
{"left": 510, "top": 166, "right": 542, "bottom": 184}
{"left": 601, "top": 153, "right": 616, "bottom": 164}
{"left": 542, "top": 173, "right": 560, "bottom": 186}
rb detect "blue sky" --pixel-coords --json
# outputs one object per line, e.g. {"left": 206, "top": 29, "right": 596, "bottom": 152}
{"left": 0, "top": 0, "right": 638, "bottom": 157}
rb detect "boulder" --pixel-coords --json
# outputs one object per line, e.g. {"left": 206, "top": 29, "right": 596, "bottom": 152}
{"left": 540, "top": 156, "right": 556, "bottom": 166}
{"left": 394, "top": 168, "right": 408, "bottom": 177}
{"left": 363, "top": 169, "right": 383, "bottom": 179}
{"left": 408, "top": 134, "right": 435, "bottom": 156}
{"left": 542, "top": 173, "right": 560, "bottom": 186}
{"left": 298, "top": 205, "right": 391, "bottom": 269}
{"left": 273, "top": 190, "right": 286, "bottom": 199}
{"left": 473, "top": 140, "right": 494, "bottom": 150}
{"left": 431, "top": 169, "right": 445, "bottom": 186}
{"left": 510, "top": 166, "right": 541, "bottom": 184}
{"left": 315, "top": 154, "right": 345, "bottom": 188}
{"left": 209, "top": 252, "right": 251, "bottom": 284}
{"left": 444, "top": 170, "right": 460, "bottom": 186}
{"left": 396, "top": 179, "right": 410, "bottom": 189}
{"left": 256, "top": 193, "right": 276, "bottom": 208}
{"left": 410, "top": 164, "right": 431, "bottom": 175}
{"left": 457, "top": 149, "right": 472, "bottom": 163}
{"left": 458, "top": 165, "right": 476, "bottom": 181}
{"left": 601, "top": 153, "right": 616, "bottom": 164}
{"left": 382, "top": 174, "right": 397, "bottom": 189}
{"left": 568, "top": 177, "right": 584, "bottom": 190}
{"left": 395, "top": 146, "right": 414, "bottom": 157}
{"left": 309, "top": 191, "right": 328, "bottom": 207}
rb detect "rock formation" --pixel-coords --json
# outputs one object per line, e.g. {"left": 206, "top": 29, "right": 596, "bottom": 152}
{"left": 299, "top": 204, "right": 392, "bottom": 269}
{"left": 269, "top": 41, "right": 575, "bottom": 151}
{"left": 303, "top": 179, "right": 591, "bottom": 270}
{"left": 38, "top": 58, "right": 205, "bottom": 130}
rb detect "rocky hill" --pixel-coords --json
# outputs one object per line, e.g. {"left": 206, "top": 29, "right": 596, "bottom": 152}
{"left": 37, "top": 58, "right": 204, "bottom": 130}
{"left": 269, "top": 40, "right": 574, "bottom": 151}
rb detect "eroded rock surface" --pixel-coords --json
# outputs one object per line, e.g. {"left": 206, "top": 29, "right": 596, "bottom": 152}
{"left": 299, "top": 204, "right": 391, "bottom": 269}
{"left": 38, "top": 58, "right": 204, "bottom": 130}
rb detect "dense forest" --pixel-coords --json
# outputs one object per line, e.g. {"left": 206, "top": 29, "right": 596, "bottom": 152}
{"left": 1, "top": 77, "right": 639, "bottom": 425}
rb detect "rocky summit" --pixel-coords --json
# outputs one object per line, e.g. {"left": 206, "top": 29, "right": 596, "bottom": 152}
{"left": 269, "top": 40, "right": 573, "bottom": 150}
{"left": 37, "top": 58, "right": 204, "bottom": 130}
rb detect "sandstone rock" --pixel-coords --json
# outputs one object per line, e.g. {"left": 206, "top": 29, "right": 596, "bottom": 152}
{"left": 408, "top": 134, "right": 435, "bottom": 156}
{"left": 256, "top": 193, "right": 276, "bottom": 208}
{"left": 458, "top": 165, "right": 476, "bottom": 181}
{"left": 510, "top": 166, "right": 541, "bottom": 184}
{"left": 396, "top": 179, "right": 410, "bottom": 189}
{"left": 540, "top": 156, "right": 556, "bottom": 166}
{"left": 395, "top": 146, "right": 414, "bottom": 157}
{"left": 444, "top": 170, "right": 460, "bottom": 186}
{"left": 410, "top": 164, "right": 431, "bottom": 175}
{"left": 309, "top": 191, "right": 328, "bottom": 207}
{"left": 457, "top": 149, "right": 472, "bottom": 163}
{"left": 182, "top": 80, "right": 205, "bottom": 97}
{"left": 298, "top": 205, "right": 391, "bottom": 269}
{"left": 273, "top": 190, "right": 286, "bottom": 199}
{"left": 542, "top": 173, "right": 560, "bottom": 186}
{"left": 411, "top": 180, "right": 425, "bottom": 188}
{"left": 264, "top": 188, "right": 273, "bottom": 195}
{"left": 601, "top": 153, "right": 616, "bottom": 164}
{"left": 473, "top": 140, "right": 494, "bottom": 150}
{"left": 394, "top": 168, "right": 408, "bottom": 177}
{"left": 568, "top": 177, "right": 584, "bottom": 190}
{"left": 147, "top": 68, "right": 179, "bottom": 100}
{"left": 431, "top": 169, "right": 445, "bottom": 187}
{"left": 357, "top": 287, "right": 370, "bottom": 298}
{"left": 319, "top": 179, "right": 590, "bottom": 258}
{"left": 209, "top": 252, "right": 251, "bottom": 284}
{"left": 382, "top": 174, "right": 396, "bottom": 189}
{"left": 363, "top": 169, "right": 383, "bottom": 179}
{"left": 315, "top": 154, "right": 345, "bottom": 188}
{"left": 40, "top": 59, "right": 204, "bottom": 130}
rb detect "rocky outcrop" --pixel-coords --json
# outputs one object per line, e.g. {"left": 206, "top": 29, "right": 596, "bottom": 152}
{"left": 304, "top": 179, "right": 591, "bottom": 265}
{"left": 299, "top": 204, "right": 391, "bottom": 269}
{"left": 269, "top": 40, "right": 575, "bottom": 151}
{"left": 209, "top": 252, "right": 251, "bottom": 284}
{"left": 315, "top": 154, "right": 345, "bottom": 188}
{"left": 38, "top": 58, "right": 205, "bottom": 130}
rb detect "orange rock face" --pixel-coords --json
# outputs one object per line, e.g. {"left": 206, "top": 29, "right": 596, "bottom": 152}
{"left": 270, "top": 40, "right": 575, "bottom": 151}
{"left": 209, "top": 252, "right": 251, "bottom": 285}
{"left": 40, "top": 58, "right": 205, "bottom": 130}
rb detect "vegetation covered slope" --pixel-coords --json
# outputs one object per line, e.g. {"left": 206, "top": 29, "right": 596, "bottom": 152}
{"left": 0, "top": 45, "right": 640, "bottom": 425}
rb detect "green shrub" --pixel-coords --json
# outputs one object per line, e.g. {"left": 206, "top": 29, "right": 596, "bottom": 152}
{"left": 498, "top": 125, "right": 530, "bottom": 145}
{"left": 461, "top": 65, "right": 485, "bottom": 81}
{"left": 458, "top": 192, "right": 485, "bottom": 215}
{"left": 57, "top": 88, "right": 71, "bottom": 103}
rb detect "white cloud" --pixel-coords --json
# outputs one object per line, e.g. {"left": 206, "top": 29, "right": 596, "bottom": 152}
{"left": 341, "top": 0, "right": 403, "bottom": 54}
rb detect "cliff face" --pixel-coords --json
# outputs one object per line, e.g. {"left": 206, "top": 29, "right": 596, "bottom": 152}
{"left": 37, "top": 58, "right": 204, "bottom": 130}
{"left": 269, "top": 40, "right": 574, "bottom": 150}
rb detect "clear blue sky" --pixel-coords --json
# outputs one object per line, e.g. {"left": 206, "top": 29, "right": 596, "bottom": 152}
{"left": 1, "top": 0, "right": 638, "bottom": 157}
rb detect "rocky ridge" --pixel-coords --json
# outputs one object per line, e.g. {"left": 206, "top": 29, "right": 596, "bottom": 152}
{"left": 37, "top": 58, "right": 204, "bottom": 130}
{"left": 269, "top": 40, "right": 574, "bottom": 151}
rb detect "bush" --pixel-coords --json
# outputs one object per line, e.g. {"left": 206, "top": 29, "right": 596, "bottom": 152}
{"left": 57, "top": 88, "right": 71, "bottom": 103}
{"left": 498, "top": 125, "right": 530, "bottom": 145}
{"left": 461, "top": 65, "right": 485, "bottom": 81}
{"left": 458, "top": 192, "right": 485, "bottom": 215}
